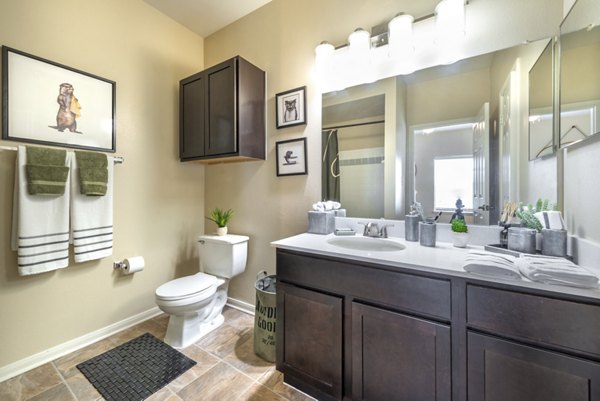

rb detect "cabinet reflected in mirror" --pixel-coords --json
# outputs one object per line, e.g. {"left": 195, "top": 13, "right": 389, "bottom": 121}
{"left": 558, "top": 0, "right": 600, "bottom": 149}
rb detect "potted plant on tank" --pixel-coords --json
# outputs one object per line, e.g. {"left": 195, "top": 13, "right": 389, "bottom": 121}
{"left": 206, "top": 207, "right": 234, "bottom": 236}
{"left": 450, "top": 199, "right": 468, "bottom": 248}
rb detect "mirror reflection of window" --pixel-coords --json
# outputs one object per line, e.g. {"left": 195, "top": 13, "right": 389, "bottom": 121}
{"left": 413, "top": 122, "right": 474, "bottom": 217}
{"left": 434, "top": 157, "right": 474, "bottom": 211}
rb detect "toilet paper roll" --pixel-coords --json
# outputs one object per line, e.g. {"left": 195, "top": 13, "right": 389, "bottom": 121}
{"left": 123, "top": 256, "right": 145, "bottom": 275}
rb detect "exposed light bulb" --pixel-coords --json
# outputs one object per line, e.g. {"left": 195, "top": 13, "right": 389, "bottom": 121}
{"left": 435, "top": 0, "right": 466, "bottom": 43}
{"left": 348, "top": 28, "right": 371, "bottom": 55}
{"left": 388, "top": 13, "right": 415, "bottom": 74}
{"left": 315, "top": 41, "right": 335, "bottom": 87}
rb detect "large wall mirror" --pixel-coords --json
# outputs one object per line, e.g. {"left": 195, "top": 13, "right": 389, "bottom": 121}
{"left": 558, "top": 0, "right": 600, "bottom": 148}
{"left": 322, "top": 40, "right": 551, "bottom": 226}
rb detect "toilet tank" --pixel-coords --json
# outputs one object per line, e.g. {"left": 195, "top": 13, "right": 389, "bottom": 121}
{"left": 197, "top": 234, "right": 249, "bottom": 278}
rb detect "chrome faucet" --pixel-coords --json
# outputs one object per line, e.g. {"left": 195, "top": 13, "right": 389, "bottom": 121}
{"left": 359, "top": 222, "right": 394, "bottom": 238}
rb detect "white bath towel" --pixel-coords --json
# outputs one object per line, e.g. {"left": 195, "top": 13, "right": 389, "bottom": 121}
{"left": 70, "top": 153, "right": 114, "bottom": 262}
{"left": 517, "top": 255, "right": 599, "bottom": 288}
{"left": 11, "top": 146, "right": 71, "bottom": 275}
{"left": 463, "top": 250, "right": 522, "bottom": 280}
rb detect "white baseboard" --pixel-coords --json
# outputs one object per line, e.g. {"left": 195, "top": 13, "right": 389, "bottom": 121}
{"left": 0, "top": 306, "right": 162, "bottom": 383}
{"left": 226, "top": 296, "right": 255, "bottom": 315}
{"left": 1, "top": 298, "right": 255, "bottom": 383}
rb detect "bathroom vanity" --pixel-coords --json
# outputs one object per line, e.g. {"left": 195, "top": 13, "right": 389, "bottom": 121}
{"left": 273, "top": 234, "right": 600, "bottom": 401}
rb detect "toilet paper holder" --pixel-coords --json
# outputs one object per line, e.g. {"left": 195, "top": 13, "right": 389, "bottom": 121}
{"left": 113, "top": 260, "right": 127, "bottom": 270}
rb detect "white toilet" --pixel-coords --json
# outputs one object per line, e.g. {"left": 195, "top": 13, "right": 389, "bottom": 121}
{"left": 155, "top": 234, "right": 249, "bottom": 349}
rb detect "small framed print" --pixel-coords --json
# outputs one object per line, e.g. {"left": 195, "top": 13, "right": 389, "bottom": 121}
{"left": 2, "top": 46, "right": 116, "bottom": 152}
{"left": 276, "top": 137, "right": 307, "bottom": 176}
{"left": 276, "top": 86, "right": 306, "bottom": 129}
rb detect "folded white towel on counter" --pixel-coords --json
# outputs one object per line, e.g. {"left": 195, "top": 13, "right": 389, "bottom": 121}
{"left": 70, "top": 153, "right": 114, "bottom": 262}
{"left": 516, "top": 255, "right": 599, "bottom": 288}
{"left": 312, "top": 200, "right": 341, "bottom": 212}
{"left": 11, "top": 146, "right": 71, "bottom": 275}
{"left": 463, "top": 251, "right": 522, "bottom": 280}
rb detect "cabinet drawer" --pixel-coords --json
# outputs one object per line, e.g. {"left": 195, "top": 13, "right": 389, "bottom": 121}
{"left": 277, "top": 250, "right": 451, "bottom": 320}
{"left": 467, "top": 285, "right": 600, "bottom": 358}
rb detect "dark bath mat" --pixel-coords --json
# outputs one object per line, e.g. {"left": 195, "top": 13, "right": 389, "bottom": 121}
{"left": 77, "top": 333, "right": 196, "bottom": 401}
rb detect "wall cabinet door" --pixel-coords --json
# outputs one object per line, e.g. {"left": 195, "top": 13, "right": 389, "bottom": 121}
{"left": 352, "top": 302, "right": 451, "bottom": 401}
{"left": 468, "top": 332, "right": 600, "bottom": 401}
{"left": 278, "top": 283, "right": 343, "bottom": 400}
{"left": 205, "top": 59, "right": 235, "bottom": 156}
{"left": 180, "top": 72, "right": 205, "bottom": 159}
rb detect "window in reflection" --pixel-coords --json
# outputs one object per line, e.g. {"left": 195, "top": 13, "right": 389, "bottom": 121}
{"left": 434, "top": 157, "right": 474, "bottom": 210}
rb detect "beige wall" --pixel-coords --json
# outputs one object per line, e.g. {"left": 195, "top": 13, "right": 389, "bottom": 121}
{"left": 203, "top": 0, "right": 432, "bottom": 304}
{"left": 0, "top": 0, "right": 205, "bottom": 368}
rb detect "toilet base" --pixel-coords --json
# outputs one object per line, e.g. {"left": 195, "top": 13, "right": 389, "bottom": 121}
{"left": 164, "top": 312, "right": 225, "bottom": 349}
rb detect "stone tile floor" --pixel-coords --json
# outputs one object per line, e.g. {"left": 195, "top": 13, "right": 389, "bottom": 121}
{"left": 0, "top": 307, "right": 315, "bottom": 401}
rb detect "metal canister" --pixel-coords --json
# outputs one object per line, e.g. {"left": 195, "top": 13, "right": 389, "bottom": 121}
{"left": 405, "top": 215, "right": 420, "bottom": 242}
{"left": 507, "top": 227, "right": 537, "bottom": 254}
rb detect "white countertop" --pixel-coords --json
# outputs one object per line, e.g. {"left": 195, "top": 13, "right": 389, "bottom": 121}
{"left": 272, "top": 233, "right": 600, "bottom": 301}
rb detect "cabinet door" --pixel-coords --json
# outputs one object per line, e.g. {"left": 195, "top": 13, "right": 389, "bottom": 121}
{"left": 468, "top": 332, "right": 600, "bottom": 401}
{"left": 180, "top": 73, "right": 205, "bottom": 159}
{"left": 278, "top": 283, "right": 343, "bottom": 400}
{"left": 205, "top": 59, "right": 236, "bottom": 156}
{"left": 352, "top": 302, "right": 451, "bottom": 401}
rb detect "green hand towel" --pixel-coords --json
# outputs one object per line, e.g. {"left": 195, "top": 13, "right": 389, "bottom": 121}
{"left": 26, "top": 146, "right": 67, "bottom": 166}
{"left": 75, "top": 151, "right": 108, "bottom": 168}
{"left": 25, "top": 146, "right": 69, "bottom": 196}
{"left": 79, "top": 167, "right": 108, "bottom": 196}
{"left": 75, "top": 151, "right": 108, "bottom": 196}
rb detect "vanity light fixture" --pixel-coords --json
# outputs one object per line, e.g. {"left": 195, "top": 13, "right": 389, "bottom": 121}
{"left": 315, "top": 0, "right": 467, "bottom": 92}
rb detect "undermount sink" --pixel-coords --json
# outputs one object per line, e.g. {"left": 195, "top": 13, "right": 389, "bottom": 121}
{"left": 326, "top": 236, "right": 406, "bottom": 252}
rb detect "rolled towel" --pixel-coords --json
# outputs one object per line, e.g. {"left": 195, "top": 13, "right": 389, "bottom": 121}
{"left": 463, "top": 250, "right": 522, "bottom": 280}
{"left": 312, "top": 200, "right": 341, "bottom": 211}
{"left": 517, "top": 255, "right": 599, "bottom": 288}
{"left": 25, "top": 146, "right": 69, "bottom": 196}
{"left": 75, "top": 151, "right": 108, "bottom": 196}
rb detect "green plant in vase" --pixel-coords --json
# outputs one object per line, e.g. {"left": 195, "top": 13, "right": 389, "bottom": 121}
{"left": 451, "top": 218, "right": 469, "bottom": 248}
{"left": 206, "top": 207, "right": 234, "bottom": 236}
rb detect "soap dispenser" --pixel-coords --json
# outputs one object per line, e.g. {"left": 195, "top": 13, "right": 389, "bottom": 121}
{"left": 405, "top": 204, "right": 421, "bottom": 242}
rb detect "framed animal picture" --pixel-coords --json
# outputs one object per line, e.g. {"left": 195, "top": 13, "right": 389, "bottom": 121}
{"left": 2, "top": 46, "right": 116, "bottom": 152}
{"left": 275, "top": 137, "right": 307, "bottom": 176}
{"left": 275, "top": 86, "right": 306, "bottom": 129}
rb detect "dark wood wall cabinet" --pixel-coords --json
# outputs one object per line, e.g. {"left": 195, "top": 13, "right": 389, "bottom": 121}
{"left": 276, "top": 249, "right": 600, "bottom": 401}
{"left": 179, "top": 56, "right": 266, "bottom": 163}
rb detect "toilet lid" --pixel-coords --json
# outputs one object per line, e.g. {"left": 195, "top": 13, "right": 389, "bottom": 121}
{"left": 156, "top": 272, "right": 217, "bottom": 300}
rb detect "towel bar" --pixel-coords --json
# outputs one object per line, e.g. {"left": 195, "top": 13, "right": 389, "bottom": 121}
{"left": 0, "top": 145, "right": 124, "bottom": 164}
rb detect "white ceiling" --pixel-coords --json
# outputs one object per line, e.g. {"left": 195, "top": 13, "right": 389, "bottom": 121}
{"left": 144, "top": 0, "right": 272, "bottom": 38}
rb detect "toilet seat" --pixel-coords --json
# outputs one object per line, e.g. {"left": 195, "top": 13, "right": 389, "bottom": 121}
{"left": 156, "top": 272, "right": 218, "bottom": 302}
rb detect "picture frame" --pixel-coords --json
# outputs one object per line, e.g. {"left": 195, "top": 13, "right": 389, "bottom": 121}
{"left": 2, "top": 46, "right": 116, "bottom": 152}
{"left": 276, "top": 137, "right": 307, "bottom": 176}
{"left": 275, "top": 86, "right": 306, "bottom": 129}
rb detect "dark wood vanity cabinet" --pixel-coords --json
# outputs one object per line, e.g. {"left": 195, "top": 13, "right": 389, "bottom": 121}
{"left": 352, "top": 303, "right": 451, "bottom": 401}
{"left": 467, "top": 333, "right": 600, "bottom": 401}
{"left": 278, "top": 283, "right": 343, "bottom": 400}
{"left": 276, "top": 249, "right": 453, "bottom": 401}
{"left": 466, "top": 285, "right": 600, "bottom": 401}
{"left": 179, "top": 56, "right": 265, "bottom": 163}
{"left": 276, "top": 248, "right": 600, "bottom": 401}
